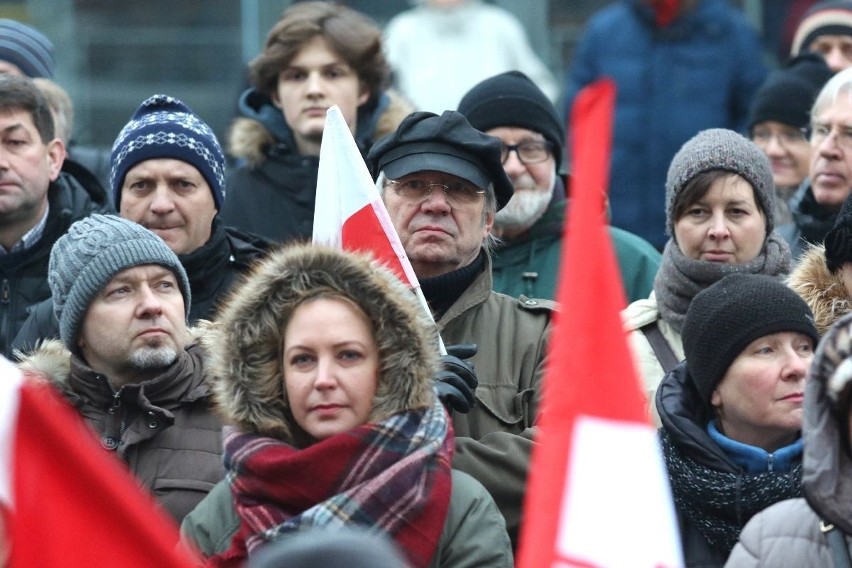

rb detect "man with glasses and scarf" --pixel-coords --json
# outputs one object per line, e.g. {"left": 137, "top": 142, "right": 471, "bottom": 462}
{"left": 367, "top": 110, "right": 554, "bottom": 550}
{"left": 458, "top": 70, "right": 660, "bottom": 302}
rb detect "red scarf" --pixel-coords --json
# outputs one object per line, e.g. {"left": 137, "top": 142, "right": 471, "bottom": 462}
{"left": 653, "top": 0, "right": 681, "bottom": 28}
{"left": 208, "top": 401, "right": 453, "bottom": 568}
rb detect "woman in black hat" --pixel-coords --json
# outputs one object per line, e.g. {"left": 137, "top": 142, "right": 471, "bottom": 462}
{"left": 658, "top": 273, "right": 819, "bottom": 567}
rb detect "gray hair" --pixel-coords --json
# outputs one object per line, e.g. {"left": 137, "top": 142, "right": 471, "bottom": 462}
{"left": 812, "top": 66, "right": 852, "bottom": 119}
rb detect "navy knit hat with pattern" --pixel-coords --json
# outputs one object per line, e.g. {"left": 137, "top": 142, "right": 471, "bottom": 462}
{"left": 0, "top": 19, "right": 53, "bottom": 78}
{"left": 110, "top": 94, "right": 226, "bottom": 209}
{"left": 48, "top": 214, "right": 192, "bottom": 350}
{"left": 682, "top": 273, "right": 819, "bottom": 408}
{"left": 791, "top": 1, "right": 852, "bottom": 56}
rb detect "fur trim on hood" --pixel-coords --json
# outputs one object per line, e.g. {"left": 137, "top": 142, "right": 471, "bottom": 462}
{"left": 201, "top": 244, "right": 439, "bottom": 443}
{"left": 787, "top": 243, "right": 852, "bottom": 336}
{"left": 228, "top": 89, "right": 414, "bottom": 167}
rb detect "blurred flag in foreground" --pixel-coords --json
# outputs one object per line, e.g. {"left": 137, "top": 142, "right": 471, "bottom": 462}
{"left": 0, "top": 356, "right": 196, "bottom": 567}
{"left": 517, "top": 79, "right": 683, "bottom": 568}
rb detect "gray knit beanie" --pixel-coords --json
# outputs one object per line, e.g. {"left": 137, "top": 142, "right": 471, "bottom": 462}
{"left": 48, "top": 214, "right": 192, "bottom": 350}
{"left": 665, "top": 128, "right": 775, "bottom": 236}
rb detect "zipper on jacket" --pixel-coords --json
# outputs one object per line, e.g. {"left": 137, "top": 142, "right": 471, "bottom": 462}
{"left": 1, "top": 279, "right": 9, "bottom": 303}
{"left": 766, "top": 453, "right": 775, "bottom": 472}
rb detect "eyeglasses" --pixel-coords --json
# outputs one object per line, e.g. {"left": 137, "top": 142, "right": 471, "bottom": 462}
{"left": 386, "top": 178, "right": 485, "bottom": 205}
{"left": 500, "top": 140, "right": 553, "bottom": 165}
{"left": 810, "top": 123, "right": 852, "bottom": 150}
{"left": 751, "top": 127, "right": 809, "bottom": 148}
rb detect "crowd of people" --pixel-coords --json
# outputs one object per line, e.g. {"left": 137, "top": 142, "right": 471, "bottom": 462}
{"left": 5, "top": 0, "right": 852, "bottom": 566}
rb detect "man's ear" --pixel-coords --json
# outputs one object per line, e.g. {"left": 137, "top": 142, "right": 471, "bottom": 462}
{"left": 46, "top": 137, "right": 66, "bottom": 182}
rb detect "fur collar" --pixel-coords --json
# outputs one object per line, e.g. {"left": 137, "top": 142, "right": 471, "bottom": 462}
{"left": 787, "top": 244, "right": 852, "bottom": 336}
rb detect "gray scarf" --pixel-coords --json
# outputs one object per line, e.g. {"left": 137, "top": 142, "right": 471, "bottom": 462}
{"left": 654, "top": 231, "right": 792, "bottom": 334}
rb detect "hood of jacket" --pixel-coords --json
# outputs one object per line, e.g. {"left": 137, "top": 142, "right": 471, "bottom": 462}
{"left": 227, "top": 88, "right": 414, "bottom": 167}
{"left": 787, "top": 243, "right": 851, "bottom": 336}
{"left": 801, "top": 312, "right": 852, "bottom": 533}
{"left": 201, "top": 244, "right": 439, "bottom": 443}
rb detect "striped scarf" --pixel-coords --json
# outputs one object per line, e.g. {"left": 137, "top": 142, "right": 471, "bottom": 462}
{"left": 209, "top": 399, "right": 453, "bottom": 568}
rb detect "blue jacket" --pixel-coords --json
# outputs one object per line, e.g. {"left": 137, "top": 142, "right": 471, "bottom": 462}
{"left": 564, "top": 0, "right": 767, "bottom": 248}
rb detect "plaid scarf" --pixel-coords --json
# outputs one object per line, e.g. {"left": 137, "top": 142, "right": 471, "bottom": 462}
{"left": 209, "top": 399, "right": 453, "bottom": 568}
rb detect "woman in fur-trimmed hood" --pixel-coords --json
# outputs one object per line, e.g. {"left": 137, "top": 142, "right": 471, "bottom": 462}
{"left": 181, "top": 244, "right": 512, "bottom": 568}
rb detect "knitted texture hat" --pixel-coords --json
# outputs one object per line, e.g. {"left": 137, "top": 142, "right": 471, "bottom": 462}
{"left": 48, "top": 214, "right": 192, "bottom": 350}
{"left": 0, "top": 19, "right": 53, "bottom": 78}
{"left": 825, "top": 193, "right": 852, "bottom": 271}
{"left": 457, "top": 70, "right": 565, "bottom": 166}
{"left": 748, "top": 53, "right": 833, "bottom": 131}
{"left": 110, "top": 94, "right": 226, "bottom": 209}
{"left": 665, "top": 128, "right": 775, "bottom": 235}
{"left": 682, "top": 273, "right": 819, "bottom": 407}
{"left": 792, "top": 1, "right": 852, "bottom": 56}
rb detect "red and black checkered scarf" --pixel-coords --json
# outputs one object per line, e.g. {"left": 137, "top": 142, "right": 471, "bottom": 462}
{"left": 208, "top": 399, "right": 453, "bottom": 568}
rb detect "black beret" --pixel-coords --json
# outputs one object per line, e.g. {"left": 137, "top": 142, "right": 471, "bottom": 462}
{"left": 367, "top": 110, "right": 514, "bottom": 211}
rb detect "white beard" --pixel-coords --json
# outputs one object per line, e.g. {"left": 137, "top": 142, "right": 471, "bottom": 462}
{"left": 494, "top": 188, "right": 553, "bottom": 236}
{"left": 128, "top": 346, "right": 178, "bottom": 370}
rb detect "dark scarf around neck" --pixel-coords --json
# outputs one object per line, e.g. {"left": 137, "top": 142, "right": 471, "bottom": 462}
{"left": 654, "top": 232, "right": 792, "bottom": 333}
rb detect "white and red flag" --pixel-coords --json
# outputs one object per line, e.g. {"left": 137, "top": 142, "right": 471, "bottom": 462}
{"left": 312, "top": 105, "right": 420, "bottom": 288}
{"left": 517, "top": 80, "right": 683, "bottom": 568}
{"left": 0, "top": 356, "right": 196, "bottom": 567}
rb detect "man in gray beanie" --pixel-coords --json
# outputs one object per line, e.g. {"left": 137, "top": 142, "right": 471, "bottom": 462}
{"left": 18, "top": 213, "right": 224, "bottom": 526}
{"left": 457, "top": 70, "right": 660, "bottom": 302}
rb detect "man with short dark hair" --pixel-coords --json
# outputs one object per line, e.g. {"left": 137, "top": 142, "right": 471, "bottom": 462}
{"left": 0, "top": 74, "right": 109, "bottom": 357}
{"left": 368, "top": 110, "right": 553, "bottom": 548}
{"left": 18, "top": 214, "right": 224, "bottom": 525}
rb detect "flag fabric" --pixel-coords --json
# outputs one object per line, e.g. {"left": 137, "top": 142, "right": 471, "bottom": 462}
{"left": 0, "top": 356, "right": 197, "bottom": 568}
{"left": 313, "top": 105, "right": 420, "bottom": 288}
{"left": 517, "top": 80, "right": 683, "bottom": 568}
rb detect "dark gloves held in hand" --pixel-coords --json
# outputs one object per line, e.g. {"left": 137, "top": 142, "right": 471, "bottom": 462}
{"left": 434, "top": 343, "right": 478, "bottom": 414}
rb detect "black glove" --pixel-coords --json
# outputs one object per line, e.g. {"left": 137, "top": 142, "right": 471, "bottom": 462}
{"left": 433, "top": 343, "right": 478, "bottom": 414}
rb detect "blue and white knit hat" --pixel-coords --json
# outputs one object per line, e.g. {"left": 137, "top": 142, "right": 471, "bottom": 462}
{"left": 110, "top": 94, "right": 226, "bottom": 208}
{"left": 0, "top": 19, "right": 53, "bottom": 78}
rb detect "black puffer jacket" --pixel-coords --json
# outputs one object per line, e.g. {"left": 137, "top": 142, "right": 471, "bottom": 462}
{"left": 11, "top": 217, "right": 270, "bottom": 356}
{"left": 1, "top": 168, "right": 111, "bottom": 358}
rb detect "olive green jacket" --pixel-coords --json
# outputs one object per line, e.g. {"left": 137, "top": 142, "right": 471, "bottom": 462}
{"left": 181, "top": 470, "right": 513, "bottom": 568}
{"left": 440, "top": 255, "right": 555, "bottom": 549}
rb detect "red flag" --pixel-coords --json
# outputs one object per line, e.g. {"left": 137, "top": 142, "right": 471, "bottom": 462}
{"left": 313, "top": 105, "right": 420, "bottom": 288}
{"left": 0, "top": 357, "right": 197, "bottom": 568}
{"left": 517, "top": 80, "right": 683, "bottom": 568}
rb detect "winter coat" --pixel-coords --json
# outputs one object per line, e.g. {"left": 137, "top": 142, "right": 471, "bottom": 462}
{"left": 658, "top": 363, "right": 803, "bottom": 568}
{"left": 220, "top": 89, "right": 412, "bottom": 243}
{"left": 17, "top": 340, "right": 224, "bottom": 525}
{"left": 492, "top": 194, "right": 661, "bottom": 302}
{"left": 188, "top": 245, "right": 512, "bottom": 567}
{"left": 182, "top": 470, "right": 512, "bottom": 568}
{"left": 623, "top": 294, "right": 685, "bottom": 426}
{"left": 438, "top": 254, "right": 554, "bottom": 549}
{"left": 0, "top": 169, "right": 112, "bottom": 358}
{"left": 11, "top": 218, "right": 270, "bottom": 356}
{"left": 725, "top": 312, "right": 852, "bottom": 567}
{"left": 564, "top": 0, "right": 767, "bottom": 248}
{"left": 787, "top": 243, "right": 851, "bottom": 337}
{"left": 779, "top": 180, "right": 839, "bottom": 264}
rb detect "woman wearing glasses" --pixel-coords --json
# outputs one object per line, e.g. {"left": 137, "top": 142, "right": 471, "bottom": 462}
{"left": 748, "top": 53, "right": 832, "bottom": 227}
{"left": 623, "top": 128, "right": 792, "bottom": 425}
{"left": 781, "top": 66, "right": 852, "bottom": 261}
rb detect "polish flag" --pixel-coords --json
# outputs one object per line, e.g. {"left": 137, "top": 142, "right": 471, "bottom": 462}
{"left": 516, "top": 80, "right": 683, "bottom": 568}
{"left": 0, "top": 356, "right": 196, "bottom": 567}
{"left": 313, "top": 105, "right": 420, "bottom": 289}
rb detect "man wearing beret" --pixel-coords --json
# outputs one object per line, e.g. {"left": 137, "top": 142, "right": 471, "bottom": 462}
{"left": 367, "top": 110, "right": 554, "bottom": 548}
{"left": 0, "top": 74, "right": 110, "bottom": 359}
{"left": 457, "top": 70, "right": 661, "bottom": 302}
{"left": 13, "top": 94, "right": 270, "bottom": 353}
{"left": 17, "top": 214, "right": 224, "bottom": 527}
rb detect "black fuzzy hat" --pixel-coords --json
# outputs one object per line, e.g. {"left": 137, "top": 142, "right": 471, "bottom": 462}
{"left": 825, "top": 193, "right": 852, "bottom": 271}
{"left": 748, "top": 53, "right": 833, "bottom": 131}
{"left": 682, "top": 273, "right": 819, "bottom": 407}
{"left": 457, "top": 70, "right": 565, "bottom": 166}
